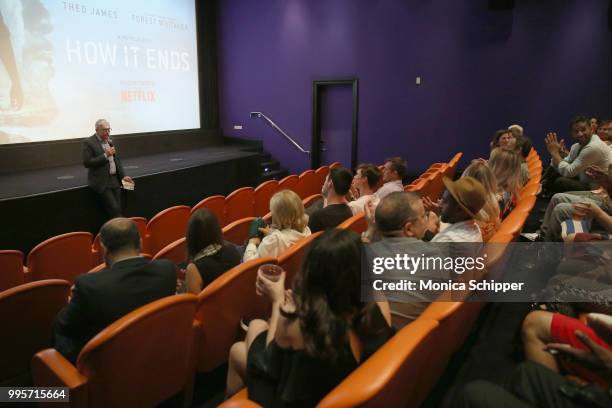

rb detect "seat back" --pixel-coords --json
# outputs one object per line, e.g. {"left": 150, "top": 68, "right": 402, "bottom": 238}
{"left": 303, "top": 194, "right": 323, "bottom": 209}
{"left": 278, "top": 232, "right": 323, "bottom": 284}
{"left": 329, "top": 161, "right": 342, "bottom": 169}
{"left": 498, "top": 210, "right": 529, "bottom": 239}
{"left": 0, "top": 250, "right": 25, "bottom": 292}
{"left": 27, "top": 232, "right": 94, "bottom": 283}
{"left": 278, "top": 175, "right": 299, "bottom": 194}
{"left": 76, "top": 294, "right": 198, "bottom": 408}
{"left": 152, "top": 237, "right": 187, "bottom": 265}
{"left": 298, "top": 170, "right": 317, "bottom": 199}
{"left": 0, "top": 279, "right": 70, "bottom": 383}
{"left": 254, "top": 181, "right": 279, "bottom": 217}
{"left": 223, "top": 217, "right": 256, "bottom": 245}
{"left": 195, "top": 258, "right": 276, "bottom": 372}
{"left": 414, "top": 302, "right": 483, "bottom": 403}
{"left": 226, "top": 187, "right": 255, "bottom": 225}
{"left": 338, "top": 213, "right": 368, "bottom": 234}
{"left": 146, "top": 206, "right": 191, "bottom": 256}
{"left": 192, "top": 195, "right": 227, "bottom": 226}
{"left": 318, "top": 319, "right": 439, "bottom": 408}
{"left": 314, "top": 166, "right": 329, "bottom": 193}
{"left": 130, "top": 217, "right": 149, "bottom": 254}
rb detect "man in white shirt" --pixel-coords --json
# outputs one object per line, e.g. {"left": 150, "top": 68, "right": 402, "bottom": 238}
{"left": 375, "top": 157, "right": 406, "bottom": 200}
{"left": 545, "top": 116, "right": 612, "bottom": 193}
{"left": 431, "top": 176, "right": 487, "bottom": 243}
{"left": 348, "top": 163, "right": 381, "bottom": 215}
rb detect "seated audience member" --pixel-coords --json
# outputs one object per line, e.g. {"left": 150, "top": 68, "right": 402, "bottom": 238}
{"left": 490, "top": 129, "right": 518, "bottom": 153}
{"left": 244, "top": 190, "right": 311, "bottom": 261}
{"left": 184, "top": 209, "right": 241, "bottom": 294}
{"left": 544, "top": 115, "right": 612, "bottom": 194}
{"left": 590, "top": 116, "right": 600, "bottom": 135}
{"left": 366, "top": 192, "right": 446, "bottom": 327}
{"left": 522, "top": 311, "right": 612, "bottom": 385}
{"left": 508, "top": 124, "right": 524, "bottom": 139}
{"left": 539, "top": 165, "right": 612, "bottom": 241}
{"left": 428, "top": 177, "right": 487, "bottom": 243}
{"left": 488, "top": 147, "right": 523, "bottom": 218}
{"left": 52, "top": 218, "right": 176, "bottom": 363}
{"left": 455, "top": 313, "right": 612, "bottom": 408}
{"left": 375, "top": 156, "right": 407, "bottom": 200}
{"left": 462, "top": 162, "right": 501, "bottom": 241}
{"left": 308, "top": 167, "right": 354, "bottom": 232}
{"left": 597, "top": 119, "right": 612, "bottom": 145}
{"left": 348, "top": 163, "right": 381, "bottom": 215}
{"left": 226, "top": 229, "right": 394, "bottom": 405}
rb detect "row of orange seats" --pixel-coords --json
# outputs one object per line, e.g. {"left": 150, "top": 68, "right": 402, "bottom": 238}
{"left": 0, "top": 163, "right": 341, "bottom": 291}
{"left": 1, "top": 152, "right": 474, "bottom": 405}
{"left": 225, "top": 149, "right": 542, "bottom": 407}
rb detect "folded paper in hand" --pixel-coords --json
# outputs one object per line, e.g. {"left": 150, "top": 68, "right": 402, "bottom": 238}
{"left": 122, "top": 179, "right": 135, "bottom": 190}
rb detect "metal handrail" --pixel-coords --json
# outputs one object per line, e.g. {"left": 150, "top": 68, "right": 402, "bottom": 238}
{"left": 250, "top": 112, "right": 310, "bottom": 155}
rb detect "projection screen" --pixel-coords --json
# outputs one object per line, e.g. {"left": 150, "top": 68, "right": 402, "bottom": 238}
{"left": 0, "top": 0, "right": 200, "bottom": 144}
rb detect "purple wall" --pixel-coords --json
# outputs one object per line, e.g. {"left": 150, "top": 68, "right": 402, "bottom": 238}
{"left": 217, "top": 0, "right": 612, "bottom": 175}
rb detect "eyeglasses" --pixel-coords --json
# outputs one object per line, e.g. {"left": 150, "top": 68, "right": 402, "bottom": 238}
{"left": 100, "top": 128, "right": 112, "bottom": 132}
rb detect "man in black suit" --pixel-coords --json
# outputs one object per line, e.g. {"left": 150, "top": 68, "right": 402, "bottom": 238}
{"left": 82, "top": 119, "right": 134, "bottom": 218}
{"left": 53, "top": 218, "right": 176, "bottom": 363}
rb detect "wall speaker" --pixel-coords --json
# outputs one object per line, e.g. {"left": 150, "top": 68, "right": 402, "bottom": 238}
{"left": 488, "top": 0, "right": 515, "bottom": 11}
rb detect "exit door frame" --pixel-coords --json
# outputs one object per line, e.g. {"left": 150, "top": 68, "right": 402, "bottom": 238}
{"left": 311, "top": 79, "right": 359, "bottom": 170}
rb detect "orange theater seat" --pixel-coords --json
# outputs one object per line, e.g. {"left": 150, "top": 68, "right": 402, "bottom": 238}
{"left": 226, "top": 187, "right": 256, "bottom": 225}
{"left": 278, "top": 175, "right": 299, "bottom": 194}
{"left": 193, "top": 195, "right": 227, "bottom": 226}
{"left": 329, "top": 161, "right": 342, "bottom": 169}
{"left": 338, "top": 213, "right": 368, "bottom": 234}
{"left": 303, "top": 193, "right": 323, "bottom": 209}
{"left": 153, "top": 237, "right": 187, "bottom": 265}
{"left": 278, "top": 232, "right": 323, "bottom": 284}
{"left": 27, "top": 232, "right": 94, "bottom": 284}
{"left": 0, "top": 250, "right": 25, "bottom": 292}
{"left": 318, "top": 319, "right": 439, "bottom": 408}
{"left": 32, "top": 294, "right": 199, "bottom": 408}
{"left": 298, "top": 170, "right": 317, "bottom": 199}
{"left": 0, "top": 279, "right": 70, "bottom": 385}
{"left": 498, "top": 209, "right": 529, "bottom": 239}
{"left": 146, "top": 205, "right": 191, "bottom": 256}
{"left": 514, "top": 195, "right": 537, "bottom": 213}
{"left": 223, "top": 217, "right": 256, "bottom": 246}
{"left": 195, "top": 257, "right": 276, "bottom": 373}
{"left": 314, "top": 166, "right": 329, "bottom": 193}
{"left": 254, "top": 181, "right": 279, "bottom": 217}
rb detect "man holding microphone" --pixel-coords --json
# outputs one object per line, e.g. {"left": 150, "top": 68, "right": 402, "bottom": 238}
{"left": 82, "top": 119, "right": 134, "bottom": 218}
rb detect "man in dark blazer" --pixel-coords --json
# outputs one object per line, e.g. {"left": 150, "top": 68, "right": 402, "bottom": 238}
{"left": 53, "top": 218, "right": 176, "bottom": 363}
{"left": 82, "top": 119, "right": 134, "bottom": 218}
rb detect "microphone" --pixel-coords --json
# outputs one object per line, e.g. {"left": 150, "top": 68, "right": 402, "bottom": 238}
{"left": 107, "top": 139, "right": 114, "bottom": 148}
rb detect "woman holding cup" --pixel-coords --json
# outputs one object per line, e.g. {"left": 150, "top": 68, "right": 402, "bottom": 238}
{"left": 226, "top": 229, "right": 393, "bottom": 405}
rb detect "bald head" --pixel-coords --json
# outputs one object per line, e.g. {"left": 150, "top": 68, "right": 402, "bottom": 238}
{"left": 375, "top": 191, "right": 422, "bottom": 234}
{"left": 99, "top": 218, "right": 141, "bottom": 256}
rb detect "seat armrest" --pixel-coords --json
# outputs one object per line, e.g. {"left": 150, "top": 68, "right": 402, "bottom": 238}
{"left": 32, "top": 349, "right": 88, "bottom": 407}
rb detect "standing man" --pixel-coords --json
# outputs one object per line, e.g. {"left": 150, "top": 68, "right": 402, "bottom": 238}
{"left": 82, "top": 119, "right": 133, "bottom": 218}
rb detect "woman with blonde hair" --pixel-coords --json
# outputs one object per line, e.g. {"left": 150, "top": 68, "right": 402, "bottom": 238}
{"left": 488, "top": 148, "right": 523, "bottom": 218}
{"left": 463, "top": 161, "right": 502, "bottom": 241}
{"left": 243, "top": 189, "right": 311, "bottom": 261}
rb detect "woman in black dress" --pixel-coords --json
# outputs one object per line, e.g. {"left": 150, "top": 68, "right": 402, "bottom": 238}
{"left": 184, "top": 208, "right": 240, "bottom": 294}
{"left": 226, "top": 229, "right": 393, "bottom": 406}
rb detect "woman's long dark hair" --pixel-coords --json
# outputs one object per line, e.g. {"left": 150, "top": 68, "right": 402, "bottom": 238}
{"left": 292, "top": 229, "right": 365, "bottom": 362}
{"left": 186, "top": 208, "right": 223, "bottom": 261}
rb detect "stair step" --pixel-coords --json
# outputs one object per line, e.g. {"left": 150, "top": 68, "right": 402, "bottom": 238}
{"left": 260, "top": 160, "right": 280, "bottom": 172}
{"left": 259, "top": 152, "right": 272, "bottom": 162}
{"left": 261, "top": 168, "right": 288, "bottom": 181}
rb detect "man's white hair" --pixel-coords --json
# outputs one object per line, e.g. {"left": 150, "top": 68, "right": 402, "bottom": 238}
{"left": 508, "top": 124, "right": 523, "bottom": 135}
{"left": 95, "top": 119, "right": 109, "bottom": 129}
